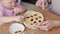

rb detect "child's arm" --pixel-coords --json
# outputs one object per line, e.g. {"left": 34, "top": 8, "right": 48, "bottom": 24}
{"left": 0, "top": 16, "right": 16, "bottom": 23}
{"left": 0, "top": 15, "right": 24, "bottom": 23}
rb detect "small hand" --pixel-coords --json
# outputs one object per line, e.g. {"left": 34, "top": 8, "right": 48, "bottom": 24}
{"left": 14, "top": 7, "right": 27, "bottom": 14}
{"left": 14, "top": 16, "right": 24, "bottom": 24}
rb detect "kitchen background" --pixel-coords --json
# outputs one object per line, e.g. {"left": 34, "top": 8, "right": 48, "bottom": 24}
{"left": 17, "top": 0, "right": 37, "bottom": 9}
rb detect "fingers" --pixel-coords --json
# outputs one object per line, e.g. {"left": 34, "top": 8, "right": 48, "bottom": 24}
{"left": 34, "top": 21, "right": 48, "bottom": 29}
{"left": 21, "top": 16, "right": 24, "bottom": 19}
{"left": 39, "top": 20, "right": 54, "bottom": 31}
{"left": 15, "top": 16, "right": 24, "bottom": 23}
{"left": 36, "top": 0, "right": 41, "bottom": 7}
{"left": 36, "top": 1, "right": 39, "bottom": 7}
{"left": 20, "top": 16, "right": 24, "bottom": 21}
{"left": 36, "top": 0, "right": 48, "bottom": 8}
{"left": 19, "top": 16, "right": 24, "bottom": 24}
{"left": 34, "top": 21, "right": 49, "bottom": 31}
{"left": 36, "top": 20, "right": 50, "bottom": 31}
{"left": 39, "top": 26, "right": 49, "bottom": 31}
{"left": 40, "top": 25, "right": 53, "bottom": 31}
{"left": 40, "top": 21, "right": 48, "bottom": 26}
{"left": 40, "top": 23, "right": 50, "bottom": 31}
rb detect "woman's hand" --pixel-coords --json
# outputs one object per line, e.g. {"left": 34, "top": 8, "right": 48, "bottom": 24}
{"left": 36, "top": 20, "right": 60, "bottom": 31}
{"left": 36, "top": 0, "right": 48, "bottom": 7}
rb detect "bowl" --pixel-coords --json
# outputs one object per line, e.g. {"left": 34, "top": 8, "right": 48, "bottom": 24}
{"left": 9, "top": 23, "right": 25, "bottom": 34}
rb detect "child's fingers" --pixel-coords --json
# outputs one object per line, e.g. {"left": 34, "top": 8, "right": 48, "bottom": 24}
{"left": 20, "top": 16, "right": 24, "bottom": 21}
{"left": 19, "top": 16, "right": 24, "bottom": 23}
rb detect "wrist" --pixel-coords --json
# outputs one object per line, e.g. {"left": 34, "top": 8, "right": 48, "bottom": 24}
{"left": 54, "top": 21, "right": 60, "bottom": 27}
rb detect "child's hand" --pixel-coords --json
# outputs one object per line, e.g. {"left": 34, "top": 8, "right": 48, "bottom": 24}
{"left": 36, "top": 0, "right": 48, "bottom": 7}
{"left": 14, "top": 16, "right": 24, "bottom": 23}
{"left": 14, "top": 7, "right": 26, "bottom": 14}
{"left": 14, "top": 7, "right": 22, "bottom": 14}
{"left": 36, "top": 20, "right": 60, "bottom": 31}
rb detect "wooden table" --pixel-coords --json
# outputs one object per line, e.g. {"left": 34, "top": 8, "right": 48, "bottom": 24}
{"left": 0, "top": 7, "right": 60, "bottom": 34}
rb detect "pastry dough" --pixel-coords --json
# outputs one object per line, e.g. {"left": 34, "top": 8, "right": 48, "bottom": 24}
{"left": 24, "top": 10, "right": 44, "bottom": 29}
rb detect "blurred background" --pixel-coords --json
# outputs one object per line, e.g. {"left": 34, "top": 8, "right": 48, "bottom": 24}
{"left": 17, "top": 0, "right": 37, "bottom": 9}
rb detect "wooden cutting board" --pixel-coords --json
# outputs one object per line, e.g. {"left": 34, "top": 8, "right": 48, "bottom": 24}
{"left": 0, "top": 7, "right": 60, "bottom": 34}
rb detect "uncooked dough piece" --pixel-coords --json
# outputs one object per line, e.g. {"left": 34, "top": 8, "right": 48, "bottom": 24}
{"left": 24, "top": 10, "right": 44, "bottom": 29}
